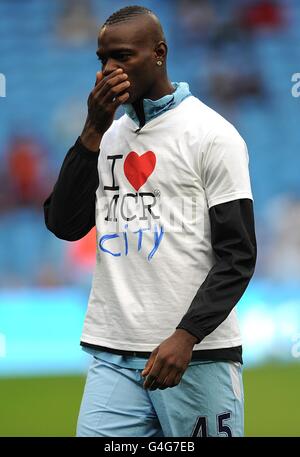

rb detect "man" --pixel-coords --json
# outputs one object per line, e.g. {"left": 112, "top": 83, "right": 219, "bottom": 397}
{"left": 44, "top": 5, "right": 257, "bottom": 437}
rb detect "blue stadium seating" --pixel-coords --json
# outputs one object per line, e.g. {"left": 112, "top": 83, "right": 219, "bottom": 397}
{"left": 0, "top": 0, "right": 299, "bottom": 283}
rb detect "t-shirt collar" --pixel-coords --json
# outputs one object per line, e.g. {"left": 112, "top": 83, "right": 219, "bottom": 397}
{"left": 124, "top": 82, "right": 191, "bottom": 127}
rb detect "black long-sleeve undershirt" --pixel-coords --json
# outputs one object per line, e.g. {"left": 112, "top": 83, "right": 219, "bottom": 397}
{"left": 176, "top": 199, "right": 257, "bottom": 343}
{"left": 44, "top": 137, "right": 99, "bottom": 241}
{"left": 44, "top": 137, "right": 257, "bottom": 363}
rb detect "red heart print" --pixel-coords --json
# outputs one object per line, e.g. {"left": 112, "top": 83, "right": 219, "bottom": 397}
{"left": 124, "top": 151, "right": 156, "bottom": 191}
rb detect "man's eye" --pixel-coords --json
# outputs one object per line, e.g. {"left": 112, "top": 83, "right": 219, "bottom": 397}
{"left": 97, "top": 54, "right": 130, "bottom": 64}
{"left": 117, "top": 54, "right": 130, "bottom": 61}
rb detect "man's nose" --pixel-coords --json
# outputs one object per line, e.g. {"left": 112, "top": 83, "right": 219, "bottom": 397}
{"left": 102, "top": 59, "right": 120, "bottom": 76}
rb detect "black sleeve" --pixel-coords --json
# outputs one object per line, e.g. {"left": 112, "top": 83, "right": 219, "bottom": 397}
{"left": 176, "top": 198, "right": 257, "bottom": 343}
{"left": 43, "top": 137, "right": 100, "bottom": 241}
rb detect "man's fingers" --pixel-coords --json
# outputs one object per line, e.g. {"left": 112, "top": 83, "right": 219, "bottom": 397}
{"left": 142, "top": 347, "right": 159, "bottom": 377}
{"left": 89, "top": 68, "right": 130, "bottom": 117}
{"left": 113, "top": 92, "right": 130, "bottom": 106}
{"left": 150, "top": 366, "right": 185, "bottom": 390}
{"left": 148, "top": 365, "right": 170, "bottom": 390}
{"left": 173, "top": 371, "right": 182, "bottom": 386}
{"left": 94, "top": 71, "right": 103, "bottom": 86}
{"left": 142, "top": 357, "right": 186, "bottom": 390}
{"left": 158, "top": 374, "right": 171, "bottom": 390}
{"left": 141, "top": 358, "right": 154, "bottom": 378}
{"left": 166, "top": 371, "right": 183, "bottom": 388}
{"left": 96, "top": 75, "right": 129, "bottom": 101}
{"left": 101, "top": 80, "right": 130, "bottom": 104}
{"left": 92, "top": 68, "right": 125, "bottom": 95}
{"left": 143, "top": 359, "right": 163, "bottom": 389}
{"left": 144, "top": 374, "right": 159, "bottom": 390}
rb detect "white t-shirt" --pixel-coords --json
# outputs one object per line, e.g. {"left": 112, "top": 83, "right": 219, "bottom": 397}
{"left": 81, "top": 96, "right": 253, "bottom": 352}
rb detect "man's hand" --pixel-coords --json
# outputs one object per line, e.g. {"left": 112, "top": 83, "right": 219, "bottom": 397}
{"left": 141, "top": 329, "right": 199, "bottom": 391}
{"left": 80, "top": 68, "right": 130, "bottom": 151}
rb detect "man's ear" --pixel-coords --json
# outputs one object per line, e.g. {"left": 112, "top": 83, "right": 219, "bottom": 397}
{"left": 154, "top": 41, "right": 168, "bottom": 60}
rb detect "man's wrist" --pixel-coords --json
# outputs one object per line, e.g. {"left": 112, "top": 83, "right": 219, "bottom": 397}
{"left": 80, "top": 119, "right": 103, "bottom": 152}
{"left": 174, "top": 328, "right": 199, "bottom": 346}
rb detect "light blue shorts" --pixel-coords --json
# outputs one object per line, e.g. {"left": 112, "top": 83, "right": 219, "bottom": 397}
{"left": 76, "top": 355, "right": 244, "bottom": 437}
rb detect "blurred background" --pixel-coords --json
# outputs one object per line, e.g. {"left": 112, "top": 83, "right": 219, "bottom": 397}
{"left": 0, "top": 0, "right": 300, "bottom": 436}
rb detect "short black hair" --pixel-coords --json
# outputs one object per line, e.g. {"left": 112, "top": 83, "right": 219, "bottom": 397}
{"left": 101, "top": 5, "right": 166, "bottom": 42}
{"left": 102, "top": 5, "right": 154, "bottom": 27}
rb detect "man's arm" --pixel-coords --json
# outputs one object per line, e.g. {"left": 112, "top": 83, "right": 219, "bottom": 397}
{"left": 44, "top": 68, "right": 131, "bottom": 241}
{"left": 176, "top": 198, "right": 257, "bottom": 343}
{"left": 43, "top": 137, "right": 100, "bottom": 241}
{"left": 142, "top": 198, "right": 256, "bottom": 390}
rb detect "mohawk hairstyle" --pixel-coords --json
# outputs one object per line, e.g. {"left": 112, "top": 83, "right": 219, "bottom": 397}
{"left": 101, "top": 5, "right": 166, "bottom": 41}
{"left": 102, "top": 5, "right": 154, "bottom": 27}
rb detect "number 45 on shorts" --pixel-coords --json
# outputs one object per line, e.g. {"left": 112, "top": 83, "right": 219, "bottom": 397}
{"left": 191, "top": 412, "right": 233, "bottom": 437}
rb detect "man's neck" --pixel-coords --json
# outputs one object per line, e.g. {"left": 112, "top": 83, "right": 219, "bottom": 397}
{"left": 132, "top": 79, "right": 175, "bottom": 127}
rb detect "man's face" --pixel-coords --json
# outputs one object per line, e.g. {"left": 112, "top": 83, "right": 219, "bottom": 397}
{"left": 97, "top": 19, "right": 159, "bottom": 104}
